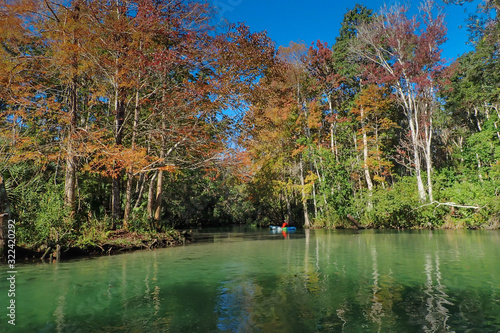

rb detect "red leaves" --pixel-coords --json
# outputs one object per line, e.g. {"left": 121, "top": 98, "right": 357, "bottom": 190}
{"left": 354, "top": 1, "right": 446, "bottom": 92}
{"left": 0, "top": 0, "right": 279, "bottom": 190}
{"left": 307, "top": 40, "right": 345, "bottom": 94}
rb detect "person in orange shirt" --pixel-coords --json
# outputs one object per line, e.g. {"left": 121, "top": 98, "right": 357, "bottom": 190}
{"left": 282, "top": 220, "right": 289, "bottom": 228}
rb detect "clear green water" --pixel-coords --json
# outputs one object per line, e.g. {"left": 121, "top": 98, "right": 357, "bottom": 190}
{"left": 1, "top": 228, "right": 499, "bottom": 332}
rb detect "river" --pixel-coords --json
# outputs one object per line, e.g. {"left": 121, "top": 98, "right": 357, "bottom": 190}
{"left": 1, "top": 228, "right": 499, "bottom": 332}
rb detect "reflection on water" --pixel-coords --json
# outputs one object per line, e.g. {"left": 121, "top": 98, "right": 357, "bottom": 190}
{"left": 369, "top": 246, "right": 383, "bottom": 332}
{"left": 1, "top": 229, "right": 499, "bottom": 332}
{"left": 423, "top": 253, "right": 453, "bottom": 333}
{"left": 216, "top": 280, "right": 257, "bottom": 332}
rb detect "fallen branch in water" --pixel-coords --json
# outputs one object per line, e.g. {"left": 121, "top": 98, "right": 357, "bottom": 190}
{"left": 347, "top": 214, "right": 365, "bottom": 229}
{"left": 416, "top": 201, "right": 485, "bottom": 210}
{"left": 41, "top": 246, "right": 51, "bottom": 261}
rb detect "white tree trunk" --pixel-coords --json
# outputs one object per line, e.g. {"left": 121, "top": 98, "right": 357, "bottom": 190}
{"left": 424, "top": 123, "right": 434, "bottom": 202}
{"left": 403, "top": 86, "right": 427, "bottom": 202}
{"left": 361, "top": 107, "right": 373, "bottom": 192}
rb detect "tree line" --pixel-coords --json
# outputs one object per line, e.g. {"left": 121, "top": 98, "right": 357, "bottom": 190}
{"left": 0, "top": 0, "right": 499, "bottom": 254}
{"left": 0, "top": 0, "right": 275, "bottom": 251}
{"left": 244, "top": 0, "right": 499, "bottom": 229}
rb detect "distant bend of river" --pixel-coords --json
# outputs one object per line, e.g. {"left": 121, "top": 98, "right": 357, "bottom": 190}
{"left": 1, "top": 228, "right": 499, "bottom": 332}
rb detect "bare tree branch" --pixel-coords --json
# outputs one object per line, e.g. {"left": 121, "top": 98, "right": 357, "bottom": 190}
{"left": 416, "top": 200, "right": 485, "bottom": 210}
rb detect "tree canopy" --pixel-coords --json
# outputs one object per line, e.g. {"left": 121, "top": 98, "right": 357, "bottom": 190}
{"left": 0, "top": 0, "right": 499, "bottom": 257}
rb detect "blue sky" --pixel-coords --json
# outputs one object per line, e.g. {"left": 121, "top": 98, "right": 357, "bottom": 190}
{"left": 211, "top": 0, "right": 482, "bottom": 61}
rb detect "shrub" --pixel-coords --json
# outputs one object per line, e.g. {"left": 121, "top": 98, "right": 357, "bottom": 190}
{"left": 353, "top": 176, "right": 446, "bottom": 228}
{"left": 33, "top": 183, "right": 72, "bottom": 247}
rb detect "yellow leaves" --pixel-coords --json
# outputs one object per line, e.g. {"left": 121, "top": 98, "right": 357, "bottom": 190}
{"left": 7, "top": 135, "right": 58, "bottom": 166}
{"left": 379, "top": 117, "right": 398, "bottom": 130}
{"left": 353, "top": 84, "right": 394, "bottom": 119}
{"left": 272, "top": 178, "right": 305, "bottom": 198}
{"left": 10, "top": 150, "right": 44, "bottom": 164}
{"left": 84, "top": 142, "right": 186, "bottom": 179}
{"left": 305, "top": 171, "right": 318, "bottom": 184}
{"left": 158, "top": 165, "right": 177, "bottom": 172}
{"left": 307, "top": 100, "right": 323, "bottom": 130}
{"left": 85, "top": 145, "right": 152, "bottom": 178}
{"left": 291, "top": 146, "right": 305, "bottom": 158}
{"left": 301, "top": 170, "right": 318, "bottom": 196}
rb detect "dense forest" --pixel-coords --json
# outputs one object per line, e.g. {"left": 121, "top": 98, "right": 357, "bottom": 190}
{"left": 0, "top": 0, "right": 499, "bottom": 256}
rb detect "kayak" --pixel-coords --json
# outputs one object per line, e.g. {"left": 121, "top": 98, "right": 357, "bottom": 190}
{"left": 269, "top": 225, "right": 296, "bottom": 231}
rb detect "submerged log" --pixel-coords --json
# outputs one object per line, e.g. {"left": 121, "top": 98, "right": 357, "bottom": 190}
{"left": 347, "top": 214, "right": 365, "bottom": 229}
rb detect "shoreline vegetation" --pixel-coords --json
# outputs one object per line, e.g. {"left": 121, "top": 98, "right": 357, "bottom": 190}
{"left": 10, "top": 229, "right": 194, "bottom": 263}
{"left": 6, "top": 220, "right": 500, "bottom": 263}
{"left": 1, "top": 0, "right": 499, "bottom": 261}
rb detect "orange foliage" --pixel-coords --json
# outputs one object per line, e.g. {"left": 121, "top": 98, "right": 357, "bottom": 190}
{"left": 353, "top": 84, "right": 398, "bottom": 182}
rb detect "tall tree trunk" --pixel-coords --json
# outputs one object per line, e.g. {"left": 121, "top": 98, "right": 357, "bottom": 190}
{"left": 153, "top": 116, "right": 166, "bottom": 227}
{"left": 330, "top": 124, "right": 335, "bottom": 154}
{"left": 493, "top": 105, "right": 500, "bottom": 143}
{"left": 375, "top": 124, "right": 386, "bottom": 189}
{"left": 112, "top": 176, "right": 122, "bottom": 223}
{"left": 147, "top": 172, "right": 157, "bottom": 221}
{"left": 312, "top": 182, "right": 318, "bottom": 219}
{"left": 123, "top": 83, "right": 141, "bottom": 229}
{"left": 476, "top": 153, "right": 484, "bottom": 182}
{"left": 331, "top": 123, "right": 339, "bottom": 162}
{"left": 423, "top": 92, "right": 436, "bottom": 202}
{"left": 133, "top": 173, "right": 145, "bottom": 212}
{"left": 361, "top": 106, "right": 374, "bottom": 209}
{"left": 312, "top": 155, "right": 325, "bottom": 216}
{"left": 64, "top": 145, "right": 77, "bottom": 213}
{"left": 112, "top": 83, "right": 125, "bottom": 222}
{"left": 153, "top": 169, "right": 164, "bottom": 227}
{"left": 62, "top": 3, "right": 83, "bottom": 221}
{"left": 311, "top": 154, "right": 323, "bottom": 218}
{"left": 425, "top": 154, "right": 433, "bottom": 202}
{"left": 327, "top": 96, "right": 338, "bottom": 161}
{"left": 406, "top": 95, "right": 427, "bottom": 202}
{"left": 396, "top": 80, "right": 427, "bottom": 202}
{"left": 299, "top": 159, "right": 310, "bottom": 227}
{"left": 111, "top": 110, "right": 123, "bottom": 220}
{"left": 64, "top": 150, "right": 77, "bottom": 215}
{"left": 424, "top": 126, "right": 434, "bottom": 202}
{"left": 456, "top": 136, "right": 464, "bottom": 163}
{"left": 361, "top": 113, "right": 373, "bottom": 191}
{"left": 286, "top": 189, "right": 292, "bottom": 223}
{"left": 411, "top": 130, "right": 426, "bottom": 202}
{"left": 64, "top": 70, "right": 78, "bottom": 218}
{"left": 474, "top": 106, "right": 482, "bottom": 132}
{"left": 123, "top": 174, "right": 133, "bottom": 230}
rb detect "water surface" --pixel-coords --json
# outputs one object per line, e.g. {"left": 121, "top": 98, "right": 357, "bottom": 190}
{"left": 1, "top": 228, "right": 499, "bottom": 332}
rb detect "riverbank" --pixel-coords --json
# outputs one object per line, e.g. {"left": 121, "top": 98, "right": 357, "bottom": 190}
{"left": 4, "top": 220, "right": 499, "bottom": 263}
{"left": 8, "top": 229, "right": 194, "bottom": 262}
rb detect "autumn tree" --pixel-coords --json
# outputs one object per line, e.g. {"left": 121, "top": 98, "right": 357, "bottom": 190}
{"left": 247, "top": 38, "right": 356, "bottom": 226}
{"left": 0, "top": 0, "right": 50, "bottom": 165}
{"left": 39, "top": 1, "right": 98, "bottom": 220}
{"left": 0, "top": 0, "right": 88, "bottom": 253}
{"left": 352, "top": 84, "right": 397, "bottom": 193}
{"left": 1, "top": 0, "right": 276, "bottom": 235}
{"left": 244, "top": 53, "right": 304, "bottom": 225}
{"left": 352, "top": 0, "right": 446, "bottom": 202}
{"left": 141, "top": 19, "right": 276, "bottom": 227}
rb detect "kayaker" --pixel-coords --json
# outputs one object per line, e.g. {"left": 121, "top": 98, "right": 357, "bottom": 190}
{"left": 282, "top": 220, "right": 289, "bottom": 228}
